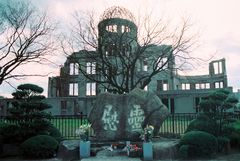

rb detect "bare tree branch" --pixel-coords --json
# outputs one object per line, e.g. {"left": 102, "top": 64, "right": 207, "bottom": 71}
{"left": 0, "top": 0, "right": 56, "bottom": 85}
{"left": 61, "top": 7, "right": 200, "bottom": 94}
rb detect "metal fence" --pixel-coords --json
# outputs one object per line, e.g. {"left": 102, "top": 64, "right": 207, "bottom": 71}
{"left": 159, "top": 113, "right": 197, "bottom": 136}
{"left": 1, "top": 113, "right": 240, "bottom": 139}
{"left": 50, "top": 113, "right": 89, "bottom": 139}
{"left": 49, "top": 113, "right": 199, "bottom": 139}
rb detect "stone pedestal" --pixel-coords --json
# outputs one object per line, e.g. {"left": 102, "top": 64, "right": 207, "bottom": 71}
{"left": 143, "top": 142, "right": 153, "bottom": 161}
{"left": 57, "top": 140, "right": 79, "bottom": 160}
{"left": 80, "top": 141, "right": 91, "bottom": 158}
{"left": 152, "top": 138, "right": 179, "bottom": 160}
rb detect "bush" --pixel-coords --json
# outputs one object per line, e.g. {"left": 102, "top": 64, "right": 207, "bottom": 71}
{"left": 185, "top": 114, "right": 217, "bottom": 136}
{"left": 223, "top": 121, "right": 240, "bottom": 148}
{"left": 179, "top": 145, "right": 189, "bottom": 159}
{"left": 217, "top": 136, "right": 230, "bottom": 153}
{"left": 20, "top": 135, "right": 58, "bottom": 158}
{"left": 0, "top": 123, "right": 25, "bottom": 143}
{"left": 179, "top": 131, "right": 218, "bottom": 158}
{"left": 47, "top": 125, "right": 63, "bottom": 143}
{"left": 0, "top": 122, "right": 61, "bottom": 145}
{"left": 0, "top": 121, "right": 51, "bottom": 143}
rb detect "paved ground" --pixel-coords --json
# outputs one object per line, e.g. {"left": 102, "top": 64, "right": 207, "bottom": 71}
{"left": 81, "top": 153, "right": 240, "bottom": 161}
{"left": 81, "top": 156, "right": 141, "bottom": 161}
{"left": 0, "top": 158, "right": 61, "bottom": 161}
{"left": 1, "top": 153, "right": 240, "bottom": 161}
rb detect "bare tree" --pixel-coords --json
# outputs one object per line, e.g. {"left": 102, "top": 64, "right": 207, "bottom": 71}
{"left": 63, "top": 7, "right": 198, "bottom": 94}
{"left": 0, "top": 0, "right": 55, "bottom": 85}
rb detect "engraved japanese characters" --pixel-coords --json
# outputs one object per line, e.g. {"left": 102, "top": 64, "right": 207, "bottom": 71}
{"left": 88, "top": 88, "right": 169, "bottom": 141}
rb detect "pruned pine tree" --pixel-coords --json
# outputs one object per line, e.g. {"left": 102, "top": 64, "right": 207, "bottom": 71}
{"left": 9, "top": 83, "right": 52, "bottom": 140}
{"left": 199, "top": 89, "right": 238, "bottom": 134}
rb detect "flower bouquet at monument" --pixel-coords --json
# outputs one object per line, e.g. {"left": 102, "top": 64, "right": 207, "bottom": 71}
{"left": 141, "top": 125, "right": 154, "bottom": 142}
{"left": 76, "top": 124, "right": 91, "bottom": 158}
{"left": 127, "top": 144, "right": 143, "bottom": 158}
{"left": 75, "top": 124, "right": 91, "bottom": 141}
{"left": 141, "top": 125, "right": 154, "bottom": 160}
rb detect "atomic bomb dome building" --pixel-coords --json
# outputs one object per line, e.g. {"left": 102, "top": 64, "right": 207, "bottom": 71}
{"left": 46, "top": 6, "right": 230, "bottom": 115}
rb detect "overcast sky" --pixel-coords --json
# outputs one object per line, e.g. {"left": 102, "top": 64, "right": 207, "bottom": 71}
{"left": 1, "top": 0, "right": 240, "bottom": 97}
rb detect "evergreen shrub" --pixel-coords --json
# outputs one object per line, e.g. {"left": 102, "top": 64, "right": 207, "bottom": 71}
{"left": 178, "top": 145, "right": 189, "bottom": 159}
{"left": 223, "top": 121, "right": 240, "bottom": 148}
{"left": 6, "top": 83, "right": 53, "bottom": 143}
{"left": 0, "top": 123, "right": 24, "bottom": 143}
{"left": 47, "top": 125, "right": 63, "bottom": 143}
{"left": 179, "top": 131, "right": 217, "bottom": 158}
{"left": 20, "top": 135, "right": 58, "bottom": 158}
{"left": 185, "top": 113, "right": 217, "bottom": 136}
{"left": 217, "top": 136, "right": 230, "bottom": 153}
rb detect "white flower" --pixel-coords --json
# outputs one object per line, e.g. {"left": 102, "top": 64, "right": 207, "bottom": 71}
{"left": 141, "top": 124, "right": 154, "bottom": 142}
{"left": 75, "top": 124, "right": 91, "bottom": 141}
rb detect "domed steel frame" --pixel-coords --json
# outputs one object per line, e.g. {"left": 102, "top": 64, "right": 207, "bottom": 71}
{"left": 98, "top": 6, "right": 138, "bottom": 42}
{"left": 100, "top": 6, "right": 136, "bottom": 22}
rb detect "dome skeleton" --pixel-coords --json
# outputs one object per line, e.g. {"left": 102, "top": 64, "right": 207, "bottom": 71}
{"left": 100, "top": 6, "right": 136, "bottom": 22}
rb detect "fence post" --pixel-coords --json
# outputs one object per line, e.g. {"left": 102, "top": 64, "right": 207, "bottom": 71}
{"left": 172, "top": 113, "right": 175, "bottom": 134}
{"left": 80, "top": 112, "right": 83, "bottom": 125}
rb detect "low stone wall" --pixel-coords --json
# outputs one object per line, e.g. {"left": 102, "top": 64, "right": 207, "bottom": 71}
{"left": 153, "top": 138, "right": 179, "bottom": 160}
{"left": 57, "top": 138, "right": 179, "bottom": 160}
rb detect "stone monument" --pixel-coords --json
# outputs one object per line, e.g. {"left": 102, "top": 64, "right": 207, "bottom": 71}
{"left": 88, "top": 88, "right": 169, "bottom": 141}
